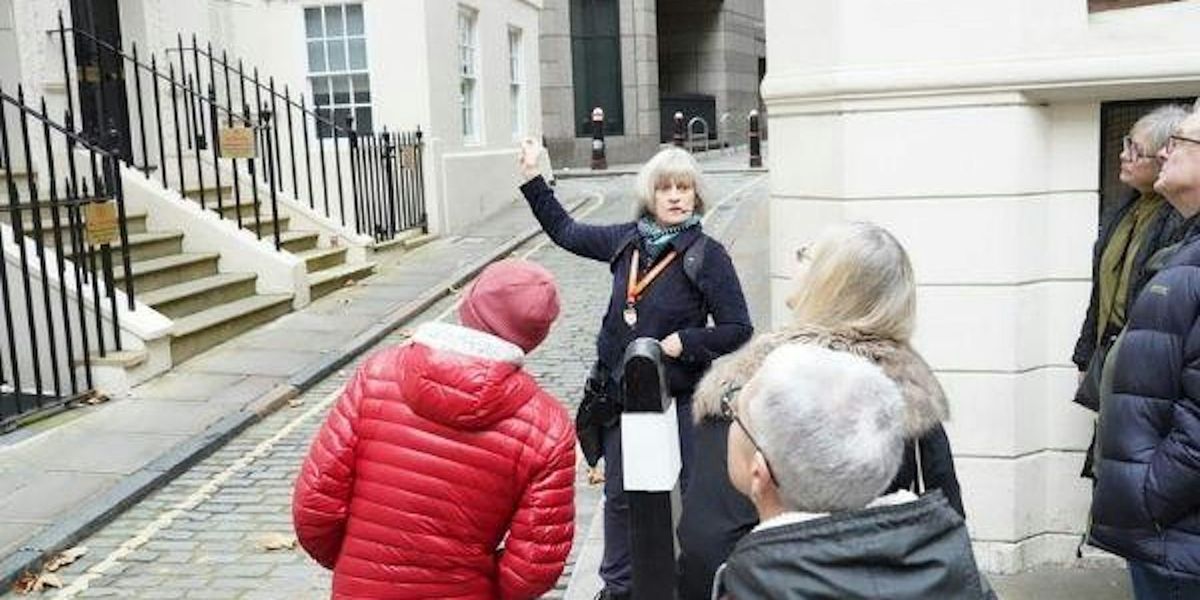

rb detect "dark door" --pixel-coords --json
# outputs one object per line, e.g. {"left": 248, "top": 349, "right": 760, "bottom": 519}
{"left": 70, "top": 0, "right": 132, "bottom": 160}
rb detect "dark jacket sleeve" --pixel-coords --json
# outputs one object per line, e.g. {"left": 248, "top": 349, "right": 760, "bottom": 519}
{"left": 519, "top": 175, "right": 629, "bottom": 262}
{"left": 1072, "top": 215, "right": 1107, "bottom": 370}
{"left": 919, "top": 425, "right": 965, "bottom": 518}
{"left": 1145, "top": 267, "right": 1200, "bottom": 526}
{"left": 676, "top": 240, "right": 753, "bottom": 365}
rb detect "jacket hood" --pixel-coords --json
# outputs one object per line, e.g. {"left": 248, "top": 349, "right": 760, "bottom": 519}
{"left": 393, "top": 322, "right": 534, "bottom": 430}
{"left": 722, "top": 492, "right": 987, "bottom": 600}
{"left": 694, "top": 325, "right": 949, "bottom": 438}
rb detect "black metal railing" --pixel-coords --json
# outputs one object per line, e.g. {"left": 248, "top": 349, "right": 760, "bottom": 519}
{"left": 172, "top": 38, "right": 427, "bottom": 241}
{"left": 0, "top": 85, "right": 133, "bottom": 430}
{"left": 52, "top": 16, "right": 290, "bottom": 249}
{"left": 51, "top": 13, "right": 427, "bottom": 246}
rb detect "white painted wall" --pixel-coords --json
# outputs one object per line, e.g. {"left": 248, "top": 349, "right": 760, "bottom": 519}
{"left": 763, "top": 0, "right": 1200, "bottom": 574}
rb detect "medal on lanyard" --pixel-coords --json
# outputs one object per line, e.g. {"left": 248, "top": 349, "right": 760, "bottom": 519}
{"left": 624, "top": 248, "right": 679, "bottom": 327}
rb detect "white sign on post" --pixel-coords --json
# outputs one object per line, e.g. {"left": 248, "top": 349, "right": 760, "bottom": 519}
{"left": 621, "top": 401, "right": 682, "bottom": 492}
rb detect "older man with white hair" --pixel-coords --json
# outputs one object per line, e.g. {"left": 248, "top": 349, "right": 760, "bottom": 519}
{"left": 714, "top": 344, "right": 988, "bottom": 600}
{"left": 1088, "top": 107, "right": 1200, "bottom": 599}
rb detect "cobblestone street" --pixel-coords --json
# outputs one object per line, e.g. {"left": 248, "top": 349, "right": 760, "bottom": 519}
{"left": 19, "top": 172, "right": 767, "bottom": 599}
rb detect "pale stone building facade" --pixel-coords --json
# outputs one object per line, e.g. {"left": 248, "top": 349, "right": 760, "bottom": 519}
{"left": 763, "top": 0, "right": 1200, "bottom": 573}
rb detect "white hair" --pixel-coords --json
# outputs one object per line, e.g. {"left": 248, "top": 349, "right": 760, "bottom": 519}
{"left": 1133, "top": 104, "right": 1191, "bottom": 155}
{"left": 745, "top": 344, "right": 905, "bottom": 513}
{"left": 633, "top": 147, "right": 710, "bottom": 218}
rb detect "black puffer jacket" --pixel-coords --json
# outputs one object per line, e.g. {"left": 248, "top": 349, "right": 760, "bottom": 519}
{"left": 1088, "top": 227, "right": 1200, "bottom": 578}
{"left": 717, "top": 492, "right": 989, "bottom": 600}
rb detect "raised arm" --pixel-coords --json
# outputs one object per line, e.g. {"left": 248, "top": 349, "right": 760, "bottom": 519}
{"left": 520, "top": 175, "right": 630, "bottom": 262}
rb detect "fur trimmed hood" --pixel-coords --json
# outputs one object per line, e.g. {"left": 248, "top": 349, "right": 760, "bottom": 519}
{"left": 693, "top": 325, "right": 949, "bottom": 438}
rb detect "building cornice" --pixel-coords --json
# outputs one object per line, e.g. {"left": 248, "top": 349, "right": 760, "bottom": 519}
{"left": 763, "top": 50, "right": 1200, "bottom": 111}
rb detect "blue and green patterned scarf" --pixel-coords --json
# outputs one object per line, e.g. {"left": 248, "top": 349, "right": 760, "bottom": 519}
{"left": 637, "top": 215, "right": 701, "bottom": 262}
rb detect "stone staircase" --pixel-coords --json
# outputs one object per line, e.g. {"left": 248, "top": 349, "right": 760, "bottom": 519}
{"left": 179, "top": 182, "right": 376, "bottom": 301}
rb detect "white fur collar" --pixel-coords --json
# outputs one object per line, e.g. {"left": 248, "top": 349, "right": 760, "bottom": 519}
{"left": 412, "top": 322, "right": 525, "bottom": 365}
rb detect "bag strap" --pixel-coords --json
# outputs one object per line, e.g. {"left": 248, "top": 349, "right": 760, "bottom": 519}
{"left": 912, "top": 437, "right": 926, "bottom": 495}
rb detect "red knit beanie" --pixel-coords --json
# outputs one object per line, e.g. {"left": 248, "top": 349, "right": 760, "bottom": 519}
{"left": 458, "top": 259, "right": 560, "bottom": 353}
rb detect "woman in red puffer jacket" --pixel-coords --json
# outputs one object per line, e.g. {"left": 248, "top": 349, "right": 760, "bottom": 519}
{"left": 293, "top": 259, "right": 576, "bottom": 599}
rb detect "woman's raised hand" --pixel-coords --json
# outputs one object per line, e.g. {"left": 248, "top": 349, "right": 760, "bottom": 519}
{"left": 518, "top": 137, "right": 542, "bottom": 182}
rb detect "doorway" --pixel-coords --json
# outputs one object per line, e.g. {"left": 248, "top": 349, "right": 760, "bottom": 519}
{"left": 69, "top": 0, "right": 132, "bottom": 160}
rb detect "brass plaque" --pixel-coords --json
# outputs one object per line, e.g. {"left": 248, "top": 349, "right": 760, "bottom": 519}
{"left": 400, "top": 146, "right": 416, "bottom": 169}
{"left": 80, "top": 65, "right": 101, "bottom": 83}
{"left": 84, "top": 200, "right": 118, "bottom": 246}
{"left": 218, "top": 126, "right": 256, "bottom": 159}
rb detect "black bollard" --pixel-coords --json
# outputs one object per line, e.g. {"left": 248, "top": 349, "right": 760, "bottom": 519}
{"left": 749, "top": 109, "right": 762, "bottom": 168}
{"left": 591, "top": 107, "right": 607, "bottom": 170}
{"left": 621, "top": 338, "right": 679, "bottom": 600}
{"left": 672, "top": 111, "right": 685, "bottom": 147}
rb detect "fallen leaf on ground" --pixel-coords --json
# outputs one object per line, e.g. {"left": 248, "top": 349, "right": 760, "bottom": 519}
{"left": 44, "top": 546, "right": 88, "bottom": 572}
{"left": 287, "top": 398, "right": 305, "bottom": 408}
{"left": 11, "top": 571, "right": 63, "bottom": 594}
{"left": 256, "top": 533, "right": 296, "bottom": 551}
{"left": 81, "top": 391, "right": 109, "bottom": 405}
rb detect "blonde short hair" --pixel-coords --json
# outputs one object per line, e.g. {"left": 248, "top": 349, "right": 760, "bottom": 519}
{"left": 633, "top": 147, "right": 709, "bottom": 219}
{"left": 787, "top": 222, "right": 916, "bottom": 342}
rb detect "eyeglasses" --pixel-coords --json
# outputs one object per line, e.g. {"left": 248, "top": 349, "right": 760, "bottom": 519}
{"left": 1165, "top": 134, "right": 1200, "bottom": 155}
{"left": 1122, "top": 136, "right": 1157, "bottom": 162}
{"left": 720, "top": 384, "right": 777, "bottom": 484}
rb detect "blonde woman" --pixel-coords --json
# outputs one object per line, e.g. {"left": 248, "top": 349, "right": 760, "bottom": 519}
{"left": 517, "top": 141, "right": 753, "bottom": 600}
{"left": 677, "top": 221, "right": 962, "bottom": 600}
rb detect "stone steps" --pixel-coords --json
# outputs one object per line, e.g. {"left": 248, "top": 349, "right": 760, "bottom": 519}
{"left": 168, "top": 293, "right": 294, "bottom": 363}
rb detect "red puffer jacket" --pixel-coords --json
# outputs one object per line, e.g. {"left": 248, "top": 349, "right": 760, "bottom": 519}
{"left": 293, "top": 322, "right": 576, "bottom": 599}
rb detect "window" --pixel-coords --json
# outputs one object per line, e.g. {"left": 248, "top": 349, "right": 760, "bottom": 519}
{"left": 509, "top": 27, "right": 524, "bottom": 140}
{"left": 305, "top": 4, "right": 372, "bottom": 137}
{"left": 459, "top": 7, "right": 481, "bottom": 144}
{"left": 570, "top": 0, "right": 623, "bottom": 136}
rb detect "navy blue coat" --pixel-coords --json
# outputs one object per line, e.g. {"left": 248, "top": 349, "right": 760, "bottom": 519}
{"left": 1089, "top": 229, "right": 1200, "bottom": 577}
{"left": 519, "top": 176, "right": 753, "bottom": 398}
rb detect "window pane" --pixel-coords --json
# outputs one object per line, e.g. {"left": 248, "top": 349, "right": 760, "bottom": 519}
{"left": 311, "top": 76, "right": 331, "bottom": 106}
{"left": 332, "top": 75, "right": 351, "bottom": 105}
{"left": 307, "top": 41, "right": 326, "bottom": 72}
{"left": 305, "top": 8, "right": 323, "bottom": 38}
{"left": 348, "top": 38, "right": 367, "bottom": 70}
{"left": 333, "top": 107, "right": 352, "bottom": 130}
{"left": 355, "top": 107, "right": 372, "bottom": 134}
{"left": 325, "top": 6, "right": 345, "bottom": 36}
{"left": 316, "top": 108, "right": 333, "bottom": 138}
{"left": 346, "top": 4, "right": 364, "bottom": 35}
{"left": 352, "top": 74, "right": 371, "bottom": 103}
{"left": 327, "top": 40, "right": 346, "bottom": 71}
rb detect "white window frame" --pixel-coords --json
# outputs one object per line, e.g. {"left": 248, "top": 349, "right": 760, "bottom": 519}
{"left": 458, "top": 6, "right": 481, "bottom": 145}
{"left": 508, "top": 26, "right": 525, "bottom": 140}
{"left": 305, "top": 3, "right": 372, "bottom": 137}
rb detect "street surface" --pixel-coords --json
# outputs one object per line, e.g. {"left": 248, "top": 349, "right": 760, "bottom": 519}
{"left": 21, "top": 172, "right": 768, "bottom": 599}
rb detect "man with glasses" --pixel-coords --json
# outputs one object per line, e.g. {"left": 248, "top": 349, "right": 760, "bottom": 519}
{"left": 1072, "top": 105, "right": 1189, "bottom": 424}
{"left": 1088, "top": 108, "right": 1200, "bottom": 599}
{"left": 715, "top": 344, "right": 989, "bottom": 599}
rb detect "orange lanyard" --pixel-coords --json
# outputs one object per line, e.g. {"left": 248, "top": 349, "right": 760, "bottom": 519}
{"left": 626, "top": 249, "right": 678, "bottom": 307}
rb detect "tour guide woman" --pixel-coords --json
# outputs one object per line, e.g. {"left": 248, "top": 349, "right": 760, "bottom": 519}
{"left": 517, "top": 140, "right": 752, "bottom": 599}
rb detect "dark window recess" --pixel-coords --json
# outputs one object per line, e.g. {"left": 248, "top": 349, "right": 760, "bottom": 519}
{"left": 1098, "top": 97, "right": 1195, "bottom": 216}
{"left": 571, "top": 0, "right": 624, "bottom": 137}
{"left": 1089, "top": 0, "right": 1179, "bottom": 12}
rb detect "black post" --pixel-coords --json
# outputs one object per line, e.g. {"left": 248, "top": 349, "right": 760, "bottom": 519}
{"left": 748, "top": 109, "right": 762, "bottom": 168}
{"left": 673, "top": 111, "right": 685, "bottom": 148}
{"left": 261, "top": 109, "right": 281, "bottom": 250}
{"left": 590, "top": 107, "right": 607, "bottom": 171}
{"left": 621, "top": 338, "right": 679, "bottom": 600}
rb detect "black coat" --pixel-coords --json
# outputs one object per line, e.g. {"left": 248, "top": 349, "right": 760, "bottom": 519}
{"left": 676, "top": 419, "right": 758, "bottom": 600}
{"left": 717, "top": 492, "right": 990, "bottom": 600}
{"left": 519, "top": 175, "right": 753, "bottom": 397}
{"left": 1088, "top": 227, "right": 1200, "bottom": 578}
{"left": 1071, "top": 192, "right": 1178, "bottom": 371}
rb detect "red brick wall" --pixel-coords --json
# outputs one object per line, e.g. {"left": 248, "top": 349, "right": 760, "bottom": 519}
{"left": 1089, "top": 0, "right": 1179, "bottom": 12}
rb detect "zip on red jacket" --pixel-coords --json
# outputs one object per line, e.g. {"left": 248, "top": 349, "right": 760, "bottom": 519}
{"left": 293, "top": 321, "right": 576, "bottom": 599}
